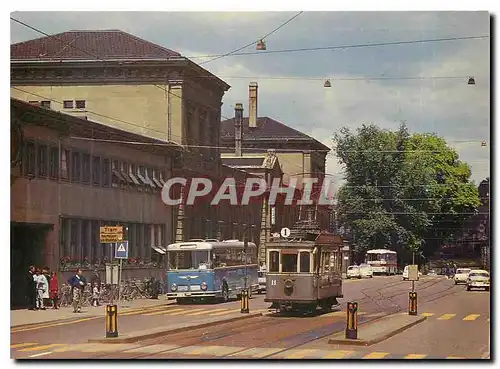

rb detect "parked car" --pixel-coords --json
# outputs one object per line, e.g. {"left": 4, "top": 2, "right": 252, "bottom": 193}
{"left": 346, "top": 265, "right": 361, "bottom": 279}
{"left": 257, "top": 268, "right": 267, "bottom": 294}
{"left": 454, "top": 268, "right": 471, "bottom": 285}
{"left": 358, "top": 264, "right": 373, "bottom": 278}
{"left": 467, "top": 270, "right": 490, "bottom": 291}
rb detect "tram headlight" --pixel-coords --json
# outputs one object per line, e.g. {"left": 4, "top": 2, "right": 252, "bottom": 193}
{"left": 201, "top": 281, "right": 208, "bottom": 291}
{"left": 171, "top": 283, "right": 177, "bottom": 292}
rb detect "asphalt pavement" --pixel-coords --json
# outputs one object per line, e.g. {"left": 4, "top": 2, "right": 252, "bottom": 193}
{"left": 11, "top": 275, "right": 490, "bottom": 359}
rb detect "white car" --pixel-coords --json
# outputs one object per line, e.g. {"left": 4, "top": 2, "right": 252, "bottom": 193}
{"left": 257, "top": 270, "right": 266, "bottom": 293}
{"left": 346, "top": 265, "right": 361, "bottom": 279}
{"left": 454, "top": 268, "right": 471, "bottom": 284}
{"left": 467, "top": 269, "right": 490, "bottom": 291}
{"left": 359, "top": 264, "right": 373, "bottom": 278}
{"left": 402, "top": 266, "right": 421, "bottom": 281}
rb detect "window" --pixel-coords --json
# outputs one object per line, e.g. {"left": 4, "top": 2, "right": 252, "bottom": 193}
{"left": 92, "top": 156, "right": 101, "bottom": 185}
{"left": 75, "top": 100, "right": 86, "bottom": 109}
{"left": 102, "top": 159, "right": 110, "bottom": 187}
{"left": 322, "top": 252, "right": 331, "bottom": 273}
{"left": 28, "top": 101, "right": 39, "bottom": 106}
{"left": 60, "top": 149, "right": 69, "bottom": 180}
{"left": 82, "top": 154, "right": 91, "bottom": 184}
{"left": 37, "top": 144, "right": 48, "bottom": 177}
{"left": 120, "top": 162, "right": 134, "bottom": 185}
{"left": 49, "top": 147, "right": 59, "bottom": 179}
{"left": 137, "top": 165, "right": 150, "bottom": 186}
{"left": 152, "top": 169, "right": 163, "bottom": 187}
{"left": 71, "top": 152, "right": 81, "bottom": 182}
{"left": 299, "top": 252, "right": 311, "bottom": 273}
{"left": 70, "top": 220, "right": 78, "bottom": 258}
{"left": 144, "top": 225, "right": 151, "bottom": 261}
{"left": 40, "top": 101, "right": 51, "bottom": 109}
{"left": 146, "top": 167, "right": 156, "bottom": 189}
{"left": 128, "top": 164, "right": 141, "bottom": 185}
{"left": 63, "top": 100, "right": 74, "bottom": 109}
{"left": 24, "top": 141, "right": 36, "bottom": 176}
{"left": 111, "top": 160, "right": 125, "bottom": 188}
{"left": 269, "top": 251, "right": 279, "bottom": 272}
{"left": 282, "top": 253, "right": 298, "bottom": 273}
{"left": 135, "top": 224, "right": 142, "bottom": 258}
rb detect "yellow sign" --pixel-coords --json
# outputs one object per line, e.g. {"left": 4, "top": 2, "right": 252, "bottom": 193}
{"left": 100, "top": 226, "right": 123, "bottom": 243}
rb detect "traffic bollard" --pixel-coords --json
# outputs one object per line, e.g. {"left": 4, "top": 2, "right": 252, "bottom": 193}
{"left": 240, "top": 289, "right": 250, "bottom": 313}
{"left": 345, "top": 301, "right": 358, "bottom": 339}
{"left": 408, "top": 292, "right": 418, "bottom": 316}
{"left": 105, "top": 304, "right": 118, "bottom": 338}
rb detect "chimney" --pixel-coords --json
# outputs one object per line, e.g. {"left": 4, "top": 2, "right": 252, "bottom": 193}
{"left": 234, "top": 103, "right": 244, "bottom": 156}
{"left": 249, "top": 82, "right": 258, "bottom": 129}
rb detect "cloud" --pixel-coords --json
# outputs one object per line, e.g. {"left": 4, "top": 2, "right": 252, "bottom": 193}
{"left": 10, "top": 11, "right": 490, "bottom": 185}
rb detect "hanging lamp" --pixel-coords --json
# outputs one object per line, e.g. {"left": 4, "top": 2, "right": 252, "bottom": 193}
{"left": 468, "top": 77, "right": 476, "bottom": 85}
{"left": 324, "top": 79, "right": 331, "bottom": 88}
{"left": 256, "top": 39, "right": 266, "bottom": 51}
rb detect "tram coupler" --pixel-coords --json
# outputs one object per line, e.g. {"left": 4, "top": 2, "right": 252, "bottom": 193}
{"left": 240, "top": 289, "right": 250, "bottom": 313}
{"left": 408, "top": 292, "right": 418, "bottom": 316}
{"left": 345, "top": 301, "right": 358, "bottom": 340}
{"left": 105, "top": 304, "right": 118, "bottom": 338}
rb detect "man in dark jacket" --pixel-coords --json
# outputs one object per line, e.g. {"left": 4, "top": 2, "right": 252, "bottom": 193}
{"left": 67, "top": 269, "right": 87, "bottom": 313}
{"left": 26, "top": 266, "right": 36, "bottom": 310}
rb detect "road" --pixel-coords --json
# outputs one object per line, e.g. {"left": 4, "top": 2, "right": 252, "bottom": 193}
{"left": 11, "top": 275, "right": 490, "bottom": 359}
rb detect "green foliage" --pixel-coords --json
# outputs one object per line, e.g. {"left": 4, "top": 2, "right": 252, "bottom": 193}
{"left": 334, "top": 124, "right": 481, "bottom": 264}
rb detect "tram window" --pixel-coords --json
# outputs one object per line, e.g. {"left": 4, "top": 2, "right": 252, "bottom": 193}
{"left": 269, "top": 251, "right": 279, "bottom": 272}
{"left": 282, "top": 253, "right": 298, "bottom": 273}
{"left": 322, "top": 252, "right": 331, "bottom": 273}
{"left": 299, "top": 252, "right": 311, "bottom": 273}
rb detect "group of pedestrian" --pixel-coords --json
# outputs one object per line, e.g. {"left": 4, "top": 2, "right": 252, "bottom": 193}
{"left": 26, "top": 266, "right": 59, "bottom": 310}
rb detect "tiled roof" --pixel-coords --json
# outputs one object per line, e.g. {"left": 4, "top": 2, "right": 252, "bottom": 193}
{"left": 11, "top": 30, "right": 181, "bottom": 61}
{"left": 220, "top": 116, "right": 330, "bottom": 151}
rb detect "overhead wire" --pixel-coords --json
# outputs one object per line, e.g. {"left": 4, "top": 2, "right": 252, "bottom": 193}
{"left": 186, "top": 35, "right": 490, "bottom": 60}
{"left": 199, "top": 11, "right": 304, "bottom": 65}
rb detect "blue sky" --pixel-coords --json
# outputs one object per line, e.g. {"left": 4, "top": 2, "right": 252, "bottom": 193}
{"left": 10, "top": 11, "right": 490, "bottom": 186}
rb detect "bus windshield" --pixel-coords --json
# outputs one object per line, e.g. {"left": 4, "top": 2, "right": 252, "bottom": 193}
{"left": 168, "top": 250, "right": 211, "bottom": 270}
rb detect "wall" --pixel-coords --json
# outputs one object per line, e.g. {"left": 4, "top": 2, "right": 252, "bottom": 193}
{"left": 11, "top": 84, "right": 184, "bottom": 145}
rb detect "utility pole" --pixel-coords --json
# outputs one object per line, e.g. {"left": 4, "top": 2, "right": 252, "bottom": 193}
{"left": 412, "top": 249, "right": 415, "bottom": 293}
{"left": 244, "top": 225, "right": 248, "bottom": 293}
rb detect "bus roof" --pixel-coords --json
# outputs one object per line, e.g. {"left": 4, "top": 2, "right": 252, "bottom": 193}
{"left": 366, "top": 249, "right": 397, "bottom": 254}
{"left": 166, "top": 240, "right": 257, "bottom": 252}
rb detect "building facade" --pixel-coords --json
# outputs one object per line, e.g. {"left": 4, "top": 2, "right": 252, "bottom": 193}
{"left": 11, "top": 98, "right": 184, "bottom": 307}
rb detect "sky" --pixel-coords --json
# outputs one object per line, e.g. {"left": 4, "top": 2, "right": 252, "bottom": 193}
{"left": 10, "top": 11, "right": 491, "bottom": 187}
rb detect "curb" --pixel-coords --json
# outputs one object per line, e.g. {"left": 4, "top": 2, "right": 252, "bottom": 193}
{"left": 88, "top": 312, "right": 263, "bottom": 344}
{"left": 328, "top": 315, "right": 427, "bottom": 346}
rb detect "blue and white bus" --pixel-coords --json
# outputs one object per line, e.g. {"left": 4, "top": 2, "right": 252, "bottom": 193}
{"left": 165, "top": 239, "right": 259, "bottom": 303}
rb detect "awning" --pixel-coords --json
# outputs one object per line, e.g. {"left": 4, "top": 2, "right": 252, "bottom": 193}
{"left": 151, "top": 245, "right": 166, "bottom": 255}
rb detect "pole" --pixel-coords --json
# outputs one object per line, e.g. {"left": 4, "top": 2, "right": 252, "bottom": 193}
{"left": 118, "top": 258, "right": 122, "bottom": 308}
{"left": 110, "top": 243, "right": 115, "bottom": 305}
{"left": 412, "top": 250, "right": 415, "bottom": 292}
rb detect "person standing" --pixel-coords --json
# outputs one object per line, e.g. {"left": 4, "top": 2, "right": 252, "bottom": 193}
{"left": 42, "top": 267, "right": 52, "bottom": 307}
{"left": 49, "top": 272, "right": 59, "bottom": 309}
{"left": 90, "top": 270, "right": 101, "bottom": 306}
{"left": 26, "top": 266, "right": 36, "bottom": 310}
{"left": 35, "top": 269, "right": 48, "bottom": 310}
{"left": 68, "top": 269, "right": 87, "bottom": 313}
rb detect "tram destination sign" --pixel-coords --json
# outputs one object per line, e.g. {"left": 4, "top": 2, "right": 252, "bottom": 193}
{"left": 100, "top": 226, "right": 124, "bottom": 243}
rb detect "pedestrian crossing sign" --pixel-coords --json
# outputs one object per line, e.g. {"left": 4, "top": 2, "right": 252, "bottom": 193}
{"left": 115, "top": 241, "right": 129, "bottom": 259}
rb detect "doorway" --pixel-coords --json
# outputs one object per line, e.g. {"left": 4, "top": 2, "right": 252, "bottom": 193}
{"left": 10, "top": 222, "right": 51, "bottom": 309}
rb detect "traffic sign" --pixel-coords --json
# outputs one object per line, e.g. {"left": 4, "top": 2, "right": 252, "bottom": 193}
{"left": 115, "top": 241, "right": 129, "bottom": 259}
{"left": 100, "top": 226, "right": 123, "bottom": 243}
{"left": 281, "top": 227, "right": 291, "bottom": 238}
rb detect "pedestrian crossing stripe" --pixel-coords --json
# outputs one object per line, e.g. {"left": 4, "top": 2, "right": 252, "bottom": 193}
{"left": 11, "top": 342, "right": 478, "bottom": 359}
{"left": 463, "top": 314, "right": 481, "bottom": 321}
{"left": 437, "top": 314, "right": 456, "bottom": 320}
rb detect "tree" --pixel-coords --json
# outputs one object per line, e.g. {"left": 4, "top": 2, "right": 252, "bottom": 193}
{"left": 334, "top": 123, "right": 481, "bottom": 265}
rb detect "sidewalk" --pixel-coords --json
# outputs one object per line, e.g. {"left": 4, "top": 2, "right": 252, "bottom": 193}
{"left": 11, "top": 297, "right": 171, "bottom": 328}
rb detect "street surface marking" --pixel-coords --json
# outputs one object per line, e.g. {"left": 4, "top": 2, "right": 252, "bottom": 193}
{"left": 463, "top": 314, "right": 481, "bottom": 321}
{"left": 208, "top": 308, "right": 240, "bottom": 316}
{"left": 168, "top": 308, "right": 206, "bottom": 316}
{"left": 120, "top": 306, "right": 169, "bottom": 316}
{"left": 437, "top": 314, "right": 456, "bottom": 320}
{"left": 404, "top": 354, "right": 427, "bottom": 359}
{"left": 124, "top": 344, "right": 179, "bottom": 354}
{"left": 143, "top": 308, "right": 185, "bottom": 316}
{"left": 186, "top": 308, "right": 228, "bottom": 316}
{"left": 362, "top": 352, "right": 389, "bottom": 359}
{"left": 421, "top": 313, "right": 434, "bottom": 317}
{"left": 365, "top": 312, "right": 386, "bottom": 318}
{"left": 28, "top": 352, "right": 54, "bottom": 358}
{"left": 18, "top": 344, "right": 66, "bottom": 352}
{"left": 11, "top": 317, "right": 98, "bottom": 333}
{"left": 447, "top": 356, "right": 465, "bottom": 359}
{"left": 52, "top": 344, "right": 95, "bottom": 353}
{"left": 10, "top": 343, "right": 38, "bottom": 349}
{"left": 251, "top": 347, "right": 284, "bottom": 358}
{"left": 284, "top": 349, "right": 320, "bottom": 359}
{"left": 201, "top": 346, "right": 242, "bottom": 357}
{"left": 322, "top": 350, "right": 355, "bottom": 359}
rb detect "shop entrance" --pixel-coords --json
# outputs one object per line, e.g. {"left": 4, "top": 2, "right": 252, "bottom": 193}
{"left": 10, "top": 222, "right": 52, "bottom": 309}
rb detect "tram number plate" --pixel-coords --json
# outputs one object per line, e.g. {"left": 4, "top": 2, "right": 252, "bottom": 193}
{"left": 270, "top": 280, "right": 277, "bottom": 286}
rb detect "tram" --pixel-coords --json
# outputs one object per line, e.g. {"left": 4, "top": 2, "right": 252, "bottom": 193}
{"left": 264, "top": 231, "right": 344, "bottom": 313}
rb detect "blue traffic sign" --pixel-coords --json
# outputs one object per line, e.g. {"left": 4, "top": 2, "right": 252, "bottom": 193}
{"left": 115, "top": 241, "right": 129, "bottom": 259}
